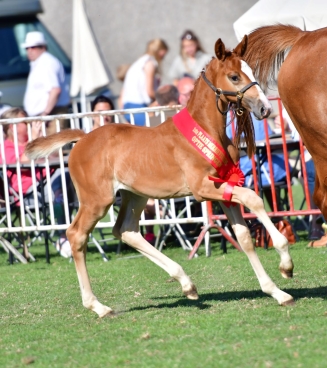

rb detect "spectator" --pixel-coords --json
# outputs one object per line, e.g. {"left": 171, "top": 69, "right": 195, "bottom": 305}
{"left": 22, "top": 31, "right": 70, "bottom": 135}
{"left": 177, "top": 77, "right": 195, "bottom": 107}
{"left": 169, "top": 30, "right": 211, "bottom": 85}
{"left": 154, "top": 84, "right": 179, "bottom": 106}
{"left": 148, "top": 84, "right": 179, "bottom": 125}
{"left": 121, "top": 38, "right": 168, "bottom": 126}
{"left": 0, "top": 107, "right": 73, "bottom": 258}
{"left": 91, "top": 95, "right": 115, "bottom": 130}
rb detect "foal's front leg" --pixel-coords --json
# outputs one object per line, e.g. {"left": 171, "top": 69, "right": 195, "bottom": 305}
{"left": 231, "top": 186, "right": 294, "bottom": 279}
{"left": 221, "top": 202, "right": 294, "bottom": 306}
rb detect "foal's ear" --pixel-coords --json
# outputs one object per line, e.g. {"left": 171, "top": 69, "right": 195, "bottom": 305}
{"left": 234, "top": 35, "right": 248, "bottom": 57}
{"left": 215, "top": 39, "right": 226, "bottom": 60}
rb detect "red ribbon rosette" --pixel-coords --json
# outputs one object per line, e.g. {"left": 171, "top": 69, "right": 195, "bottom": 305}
{"left": 208, "top": 165, "right": 245, "bottom": 207}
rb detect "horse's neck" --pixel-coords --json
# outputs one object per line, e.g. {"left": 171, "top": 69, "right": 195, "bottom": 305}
{"left": 187, "top": 89, "right": 239, "bottom": 163}
{"left": 187, "top": 94, "right": 229, "bottom": 144}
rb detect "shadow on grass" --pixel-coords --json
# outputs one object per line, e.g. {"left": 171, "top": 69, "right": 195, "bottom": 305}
{"left": 127, "top": 286, "right": 327, "bottom": 312}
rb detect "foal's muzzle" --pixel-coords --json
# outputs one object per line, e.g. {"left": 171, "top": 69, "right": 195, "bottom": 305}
{"left": 252, "top": 101, "right": 272, "bottom": 120}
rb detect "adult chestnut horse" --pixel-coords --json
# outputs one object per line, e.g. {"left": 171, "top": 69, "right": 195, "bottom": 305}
{"left": 243, "top": 24, "right": 327, "bottom": 217}
{"left": 26, "top": 36, "right": 294, "bottom": 318}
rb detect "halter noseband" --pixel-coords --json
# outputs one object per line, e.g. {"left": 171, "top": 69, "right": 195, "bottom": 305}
{"left": 201, "top": 70, "right": 259, "bottom": 116}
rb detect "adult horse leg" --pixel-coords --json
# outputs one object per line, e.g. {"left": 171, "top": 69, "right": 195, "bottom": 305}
{"left": 113, "top": 190, "right": 198, "bottom": 300}
{"left": 220, "top": 202, "right": 294, "bottom": 306}
{"left": 231, "top": 186, "right": 294, "bottom": 279}
{"left": 66, "top": 201, "right": 113, "bottom": 318}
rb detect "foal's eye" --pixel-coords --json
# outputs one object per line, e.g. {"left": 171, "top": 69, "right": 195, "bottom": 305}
{"left": 229, "top": 75, "right": 239, "bottom": 82}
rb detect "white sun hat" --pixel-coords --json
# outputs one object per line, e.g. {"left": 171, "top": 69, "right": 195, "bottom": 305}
{"left": 21, "top": 31, "right": 47, "bottom": 48}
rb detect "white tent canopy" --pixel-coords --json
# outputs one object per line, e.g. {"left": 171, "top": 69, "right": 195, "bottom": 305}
{"left": 70, "top": 0, "right": 110, "bottom": 98}
{"left": 234, "top": 0, "right": 327, "bottom": 41}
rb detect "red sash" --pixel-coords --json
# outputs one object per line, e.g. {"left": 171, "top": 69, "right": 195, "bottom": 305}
{"left": 173, "top": 108, "right": 244, "bottom": 207}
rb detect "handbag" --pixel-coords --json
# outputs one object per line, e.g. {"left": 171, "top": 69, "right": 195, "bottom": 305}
{"left": 253, "top": 219, "right": 296, "bottom": 248}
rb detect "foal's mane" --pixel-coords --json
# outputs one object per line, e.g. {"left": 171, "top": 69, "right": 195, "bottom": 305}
{"left": 243, "top": 24, "right": 305, "bottom": 88}
{"left": 233, "top": 111, "right": 255, "bottom": 158}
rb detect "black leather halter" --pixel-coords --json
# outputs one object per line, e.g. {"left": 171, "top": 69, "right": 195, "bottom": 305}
{"left": 201, "top": 70, "right": 259, "bottom": 116}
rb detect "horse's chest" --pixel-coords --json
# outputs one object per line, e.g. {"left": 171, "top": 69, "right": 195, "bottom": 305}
{"left": 227, "top": 144, "right": 240, "bottom": 164}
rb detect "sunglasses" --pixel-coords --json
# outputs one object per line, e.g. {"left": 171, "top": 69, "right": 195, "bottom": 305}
{"left": 182, "top": 33, "right": 195, "bottom": 41}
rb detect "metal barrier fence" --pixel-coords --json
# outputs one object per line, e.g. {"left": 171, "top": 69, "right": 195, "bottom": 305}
{"left": 0, "top": 106, "right": 210, "bottom": 259}
{"left": 0, "top": 99, "right": 320, "bottom": 260}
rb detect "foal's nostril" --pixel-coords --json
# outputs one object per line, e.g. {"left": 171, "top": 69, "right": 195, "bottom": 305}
{"left": 261, "top": 106, "right": 271, "bottom": 118}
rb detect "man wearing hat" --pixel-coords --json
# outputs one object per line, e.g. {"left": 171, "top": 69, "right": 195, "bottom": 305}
{"left": 22, "top": 31, "right": 70, "bottom": 135}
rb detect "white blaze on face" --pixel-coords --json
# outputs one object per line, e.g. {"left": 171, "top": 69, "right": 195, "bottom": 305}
{"left": 240, "top": 60, "right": 271, "bottom": 109}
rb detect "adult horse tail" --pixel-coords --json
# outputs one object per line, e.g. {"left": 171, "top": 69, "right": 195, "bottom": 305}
{"left": 243, "top": 24, "right": 306, "bottom": 88}
{"left": 25, "top": 129, "right": 86, "bottom": 160}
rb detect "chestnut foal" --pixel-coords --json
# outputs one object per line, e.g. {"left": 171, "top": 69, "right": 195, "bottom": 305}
{"left": 26, "top": 36, "right": 294, "bottom": 317}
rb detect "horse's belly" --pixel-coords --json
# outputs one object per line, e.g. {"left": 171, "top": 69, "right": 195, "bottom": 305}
{"left": 113, "top": 175, "right": 191, "bottom": 199}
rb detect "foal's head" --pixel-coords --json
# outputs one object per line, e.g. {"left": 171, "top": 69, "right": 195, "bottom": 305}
{"left": 207, "top": 36, "right": 272, "bottom": 120}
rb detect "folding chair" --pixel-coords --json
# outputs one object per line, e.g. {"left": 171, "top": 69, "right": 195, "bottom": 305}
{"left": 0, "top": 175, "right": 36, "bottom": 263}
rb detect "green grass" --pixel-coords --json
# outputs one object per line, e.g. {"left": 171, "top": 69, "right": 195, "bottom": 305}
{"left": 1, "top": 233, "right": 327, "bottom": 368}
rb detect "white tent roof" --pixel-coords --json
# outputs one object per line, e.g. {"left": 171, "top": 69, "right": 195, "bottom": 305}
{"left": 70, "top": 0, "right": 110, "bottom": 97}
{"left": 234, "top": 0, "right": 327, "bottom": 41}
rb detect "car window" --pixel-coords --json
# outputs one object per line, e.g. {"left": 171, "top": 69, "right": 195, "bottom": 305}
{"left": 0, "top": 18, "right": 71, "bottom": 81}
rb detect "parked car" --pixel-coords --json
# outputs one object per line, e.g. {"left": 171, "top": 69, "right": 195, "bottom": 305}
{"left": 0, "top": 0, "right": 71, "bottom": 108}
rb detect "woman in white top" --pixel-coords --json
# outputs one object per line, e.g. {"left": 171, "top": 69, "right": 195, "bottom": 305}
{"left": 169, "top": 30, "right": 211, "bottom": 86}
{"left": 122, "top": 39, "right": 168, "bottom": 126}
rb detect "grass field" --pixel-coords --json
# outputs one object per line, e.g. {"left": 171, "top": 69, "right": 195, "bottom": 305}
{"left": 1, "top": 232, "right": 327, "bottom": 368}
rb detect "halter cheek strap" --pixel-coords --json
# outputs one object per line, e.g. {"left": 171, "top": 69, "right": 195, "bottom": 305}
{"left": 201, "top": 71, "right": 259, "bottom": 116}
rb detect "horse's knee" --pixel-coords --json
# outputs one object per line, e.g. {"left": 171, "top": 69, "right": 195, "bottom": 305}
{"left": 242, "top": 190, "right": 264, "bottom": 212}
{"left": 66, "top": 225, "right": 88, "bottom": 253}
{"left": 232, "top": 224, "right": 253, "bottom": 250}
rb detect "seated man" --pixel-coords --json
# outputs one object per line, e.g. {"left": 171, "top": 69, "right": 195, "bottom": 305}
{"left": 155, "top": 84, "right": 179, "bottom": 106}
{"left": 0, "top": 107, "right": 73, "bottom": 258}
{"left": 149, "top": 84, "right": 180, "bottom": 127}
{"left": 177, "top": 77, "right": 195, "bottom": 107}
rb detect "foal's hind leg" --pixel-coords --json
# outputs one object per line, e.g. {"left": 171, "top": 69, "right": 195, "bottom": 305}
{"left": 113, "top": 190, "right": 198, "bottom": 300}
{"left": 221, "top": 202, "right": 294, "bottom": 306}
{"left": 231, "top": 186, "right": 294, "bottom": 279}
{"left": 66, "top": 202, "right": 113, "bottom": 318}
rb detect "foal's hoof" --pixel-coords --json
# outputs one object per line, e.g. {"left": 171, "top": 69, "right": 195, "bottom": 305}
{"left": 279, "top": 267, "right": 293, "bottom": 279}
{"left": 183, "top": 285, "right": 199, "bottom": 300}
{"left": 281, "top": 298, "right": 295, "bottom": 307}
{"left": 98, "top": 307, "right": 115, "bottom": 318}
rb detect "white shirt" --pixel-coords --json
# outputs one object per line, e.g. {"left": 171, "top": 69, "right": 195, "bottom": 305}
{"left": 24, "top": 51, "right": 70, "bottom": 116}
{"left": 122, "top": 54, "right": 159, "bottom": 105}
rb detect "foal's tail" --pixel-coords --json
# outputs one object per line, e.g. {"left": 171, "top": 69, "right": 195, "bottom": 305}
{"left": 243, "top": 24, "right": 306, "bottom": 87}
{"left": 25, "top": 129, "right": 86, "bottom": 160}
